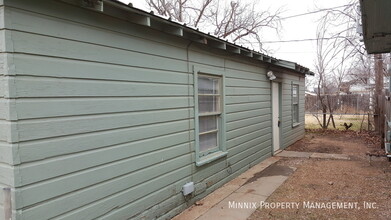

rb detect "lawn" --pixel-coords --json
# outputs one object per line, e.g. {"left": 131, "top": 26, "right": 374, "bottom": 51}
{"left": 305, "top": 114, "right": 373, "bottom": 131}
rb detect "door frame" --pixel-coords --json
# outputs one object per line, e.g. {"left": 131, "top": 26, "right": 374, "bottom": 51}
{"left": 271, "top": 82, "right": 282, "bottom": 154}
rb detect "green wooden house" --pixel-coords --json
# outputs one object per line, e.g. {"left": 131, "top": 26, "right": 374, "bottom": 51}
{"left": 0, "top": 0, "right": 312, "bottom": 219}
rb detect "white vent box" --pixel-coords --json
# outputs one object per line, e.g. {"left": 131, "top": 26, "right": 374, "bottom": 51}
{"left": 182, "top": 182, "right": 194, "bottom": 196}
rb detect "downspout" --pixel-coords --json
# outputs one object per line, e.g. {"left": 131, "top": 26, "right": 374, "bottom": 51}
{"left": 186, "top": 40, "right": 195, "bottom": 183}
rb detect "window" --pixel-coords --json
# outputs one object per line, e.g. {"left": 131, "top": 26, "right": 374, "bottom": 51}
{"left": 198, "top": 75, "right": 220, "bottom": 155}
{"left": 196, "top": 73, "right": 227, "bottom": 165}
{"left": 292, "top": 84, "right": 299, "bottom": 125}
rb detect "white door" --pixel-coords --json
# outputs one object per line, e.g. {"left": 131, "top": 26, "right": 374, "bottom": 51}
{"left": 272, "top": 82, "right": 280, "bottom": 152}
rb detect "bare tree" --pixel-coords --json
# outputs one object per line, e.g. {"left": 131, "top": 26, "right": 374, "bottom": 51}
{"left": 312, "top": 0, "right": 369, "bottom": 129}
{"left": 145, "top": 0, "right": 282, "bottom": 52}
{"left": 313, "top": 13, "right": 346, "bottom": 129}
{"left": 347, "top": 54, "right": 374, "bottom": 86}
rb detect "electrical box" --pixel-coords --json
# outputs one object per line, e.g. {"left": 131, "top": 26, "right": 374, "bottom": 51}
{"left": 182, "top": 182, "right": 194, "bottom": 196}
{"left": 385, "top": 142, "right": 391, "bottom": 153}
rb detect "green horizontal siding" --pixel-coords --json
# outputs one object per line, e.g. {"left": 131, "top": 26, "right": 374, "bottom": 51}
{"left": 2, "top": 0, "right": 306, "bottom": 219}
{"left": 20, "top": 164, "right": 193, "bottom": 220}
{"left": 226, "top": 94, "right": 271, "bottom": 105}
{"left": 7, "top": 30, "right": 188, "bottom": 73}
{"left": 0, "top": 101, "right": 7, "bottom": 120}
{"left": 226, "top": 101, "right": 270, "bottom": 113}
{"left": 0, "top": 143, "right": 12, "bottom": 165}
{"left": 11, "top": 54, "right": 190, "bottom": 83}
{"left": 6, "top": 7, "right": 188, "bottom": 59}
{"left": 15, "top": 108, "right": 192, "bottom": 142}
{"left": 226, "top": 78, "right": 270, "bottom": 88}
{"left": 11, "top": 76, "right": 191, "bottom": 98}
{"left": 14, "top": 97, "right": 193, "bottom": 119}
{"left": 16, "top": 148, "right": 193, "bottom": 211}
{"left": 17, "top": 120, "right": 194, "bottom": 164}
{"left": 280, "top": 75, "right": 306, "bottom": 149}
{"left": 227, "top": 128, "right": 270, "bottom": 149}
{"left": 6, "top": 1, "right": 195, "bottom": 218}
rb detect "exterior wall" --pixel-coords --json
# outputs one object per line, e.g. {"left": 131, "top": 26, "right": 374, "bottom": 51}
{"left": 3, "top": 1, "right": 193, "bottom": 219}
{"left": 1, "top": 0, "right": 305, "bottom": 219}
{"left": 186, "top": 47, "right": 273, "bottom": 208}
{"left": 280, "top": 73, "right": 306, "bottom": 148}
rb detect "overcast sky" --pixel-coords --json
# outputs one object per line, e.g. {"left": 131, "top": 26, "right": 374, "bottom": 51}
{"left": 119, "top": 0, "right": 355, "bottom": 71}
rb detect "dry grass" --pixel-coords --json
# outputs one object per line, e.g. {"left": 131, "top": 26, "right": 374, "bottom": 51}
{"left": 305, "top": 114, "right": 372, "bottom": 131}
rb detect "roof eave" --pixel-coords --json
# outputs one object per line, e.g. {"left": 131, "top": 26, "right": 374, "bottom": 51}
{"left": 64, "top": 0, "right": 313, "bottom": 75}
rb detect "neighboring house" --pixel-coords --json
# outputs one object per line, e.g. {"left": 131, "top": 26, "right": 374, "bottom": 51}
{"left": 359, "top": 0, "right": 391, "bottom": 155}
{"left": 349, "top": 84, "right": 373, "bottom": 95}
{"left": 0, "top": 0, "right": 312, "bottom": 219}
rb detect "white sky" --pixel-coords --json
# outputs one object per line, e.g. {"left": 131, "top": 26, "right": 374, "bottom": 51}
{"left": 119, "top": 0, "right": 354, "bottom": 71}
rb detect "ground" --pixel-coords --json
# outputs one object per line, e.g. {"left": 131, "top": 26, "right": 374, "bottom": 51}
{"left": 248, "top": 130, "right": 391, "bottom": 220}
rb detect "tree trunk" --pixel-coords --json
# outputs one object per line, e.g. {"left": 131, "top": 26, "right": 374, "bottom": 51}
{"left": 322, "top": 108, "right": 327, "bottom": 129}
{"left": 330, "top": 114, "right": 336, "bottom": 128}
{"left": 326, "top": 114, "right": 331, "bottom": 127}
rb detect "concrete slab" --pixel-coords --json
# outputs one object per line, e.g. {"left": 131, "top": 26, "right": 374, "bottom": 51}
{"left": 197, "top": 192, "right": 267, "bottom": 220}
{"left": 172, "top": 157, "right": 280, "bottom": 220}
{"left": 236, "top": 175, "right": 288, "bottom": 197}
{"left": 277, "top": 151, "right": 350, "bottom": 160}
{"left": 174, "top": 184, "right": 240, "bottom": 220}
{"left": 310, "top": 152, "right": 350, "bottom": 160}
{"left": 276, "top": 150, "right": 312, "bottom": 158}
{"left": 197, "top": 164, "right": 294, "bottom": 220}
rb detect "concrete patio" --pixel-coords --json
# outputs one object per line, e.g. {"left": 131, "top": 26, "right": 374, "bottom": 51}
{"left": 173, "top": 151, "right": 350, "bottom": 220}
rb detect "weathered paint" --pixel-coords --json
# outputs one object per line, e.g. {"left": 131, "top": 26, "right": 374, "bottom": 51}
{"left": 0, "top": 0, "right": 307, "bottom": 219}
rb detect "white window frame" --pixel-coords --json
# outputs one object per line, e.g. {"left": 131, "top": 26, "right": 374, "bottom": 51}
{"left": 194, "top": 68, "right": 227, "bottom": 166}
{"left": 292, "top": 84, "right": 300, "bottom": 127}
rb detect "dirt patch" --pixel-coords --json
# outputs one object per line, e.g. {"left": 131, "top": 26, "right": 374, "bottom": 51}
{"left": 287, "top": 134, "right": 341, "bottom": 154}
{"left": 248, "top": 130, "right": 391, "bottom": 220}
{"left": 287, "top": 130, "right": 383, "bottom": 160}
{"left": 244, "top": 164, "right": 295, "bottom": 185}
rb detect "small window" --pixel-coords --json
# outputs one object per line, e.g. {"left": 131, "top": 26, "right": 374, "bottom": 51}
{"left": 195, "top": 73, "right": 227, "bottom": 166}
{"left": 198, "top": 75, "right": 221, "bottom": 156}
{"left": 292, "top": 84, "right": 299, "bottom": 125}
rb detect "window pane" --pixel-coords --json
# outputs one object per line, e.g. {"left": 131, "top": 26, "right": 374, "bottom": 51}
{"left": 292, "top": 85, "right": 298, "bottom": 97}
{"left": 293, "top": 104, "right": 299, "bottom": 123}
{"left": 293, "top": 96, "right": 299, "bottom": 104}
{"left": 292, "top": 85, "right": 299, "bottom": 104}
{"left": 199, "top": 116, "right": 218, "bottom": 133}
{"left": 199, "top": 132, "right": 218, "bottom": 152}
{"left": 198, "top": 76, "right": 219, "bottom": 94}
{"left": 198, "top": 95, "right": 220, "bottom": 113}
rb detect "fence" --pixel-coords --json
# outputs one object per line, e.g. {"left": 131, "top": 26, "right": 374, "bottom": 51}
{"left": 305, "top": 94, "right": 372, "bottom": 115}
{"left": 305, "top": 93, "right": 375, "bottom": 130}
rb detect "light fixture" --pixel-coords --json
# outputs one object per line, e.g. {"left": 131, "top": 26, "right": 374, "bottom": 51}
{"left": 266, "top": 71, "right": 276, "bottom": 80}
{"left": 82, "top": 0, "right": 103, "bottom": 11}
